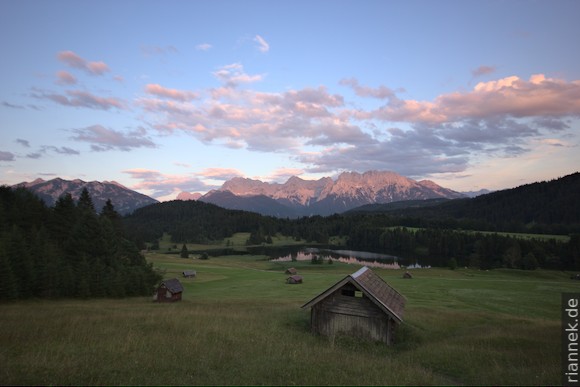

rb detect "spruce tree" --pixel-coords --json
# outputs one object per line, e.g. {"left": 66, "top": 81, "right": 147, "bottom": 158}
{"left": 77, "top": 187, "right": 95, "bottom": 214}
{"left": 180, "top": 244, "right": 189, "bottom": 258}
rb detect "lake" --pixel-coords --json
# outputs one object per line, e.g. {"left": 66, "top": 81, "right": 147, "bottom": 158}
{"left": 264, "top": 246, "right": 430, "bottom": 269}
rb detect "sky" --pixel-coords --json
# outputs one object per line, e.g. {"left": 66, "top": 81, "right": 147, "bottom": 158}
{"left": 1, "top": 0, "right": 579, "bottom": 201}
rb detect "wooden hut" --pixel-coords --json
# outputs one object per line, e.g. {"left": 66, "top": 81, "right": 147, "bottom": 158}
{"left": 301, "top": 266, "right": 406, "bottom": 345}
{"left": 285, "top": 268, "right": 298, "bottom": 275}
{"left": 182, "top": 270, "right": 196, "bottom": 278}
{"left": 153, "top": 278, "right": 183, "bottom": 302}
{"left": 286, "top": 275, "right": 303, "bottom": 284}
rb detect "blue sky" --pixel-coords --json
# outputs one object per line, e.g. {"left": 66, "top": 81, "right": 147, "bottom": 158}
{"left": 1, "top": 0, "right": 579, "bottom": 200}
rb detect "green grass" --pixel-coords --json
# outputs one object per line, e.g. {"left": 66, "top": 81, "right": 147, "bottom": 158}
{"left": 157, "top": 232, "right": 316, "bottom": 254}
{"left": 386, "top": 226, "right": 571, "bottom": 242}
{"left": 1, "top": 253, "right": 577, "bottom": 385}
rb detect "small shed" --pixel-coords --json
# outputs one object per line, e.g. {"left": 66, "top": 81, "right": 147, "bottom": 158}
{"left": 302, "top": 266, "right": 406, "bottom": 345}
{"left": 182, "top": 270, "right": 196, "bottom": 278}
{"left": 153, "top": 278, "right": 183, "bottom": 302}
{"left": 285, "top": 268, "right": 298, "bottom": 275}
{"left": 287, "top": 275, "right": 303, "bottom": 284}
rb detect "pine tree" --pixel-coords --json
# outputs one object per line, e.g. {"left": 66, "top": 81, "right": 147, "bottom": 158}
{"left": 0, "top": 246, "right": 18, "bottom": 300}
{"left": 77, "top": 187, "right": 95, "bottom": 214}
{"left": 180, "top": 244, "right": 189, "bottom": 258}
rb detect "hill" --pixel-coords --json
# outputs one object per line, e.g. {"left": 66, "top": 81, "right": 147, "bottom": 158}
{"left": 123, "top": 199, "right": 281, "bottom": 245}
{"left": 349, "top": 172, "right": 580, "bottom": 234}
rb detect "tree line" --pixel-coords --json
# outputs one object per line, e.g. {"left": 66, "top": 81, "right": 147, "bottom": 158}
{"left": 0, "top": 186, "right": 161, "bottom": 301}
{"left": 123, "top": 199, "right": 580, "bottom": 271}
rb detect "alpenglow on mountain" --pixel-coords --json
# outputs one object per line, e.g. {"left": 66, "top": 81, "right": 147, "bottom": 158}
{"left": 198, "top": 170, "right": 465, "bottom": 217}
{"left": 13, "top": 178, "right": 158, "bottom": 215}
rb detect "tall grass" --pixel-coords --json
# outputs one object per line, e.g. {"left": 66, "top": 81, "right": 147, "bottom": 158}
{"left": 1, "top": 253, "right": 576, "bottom": 385}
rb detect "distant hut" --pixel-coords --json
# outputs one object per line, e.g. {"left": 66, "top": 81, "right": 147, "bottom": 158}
{"left": 182, "top": 270, "right": 196, "bottom": 278}
{"left": 302, "top": 266, "right": 406, "bottom": 345}
{"left": 403, "top": 271, "right": 413, "bottom": 279}
{"left": 285, "top": 268, "right": 298, "bottom": 275}
{"left": 153, "top": 278, "right": 183, "bottom": 302}
{"left": 286, "top": 275, "right": 303, "bottom": 284}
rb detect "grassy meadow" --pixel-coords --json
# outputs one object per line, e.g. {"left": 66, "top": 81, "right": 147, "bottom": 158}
{"left": 1, "top": 244, "right": 577, "bottom": 385}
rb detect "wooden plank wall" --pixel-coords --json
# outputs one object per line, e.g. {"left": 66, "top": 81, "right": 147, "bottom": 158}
{"left": 311, "top": 290, "right": 392, "bottom": 344}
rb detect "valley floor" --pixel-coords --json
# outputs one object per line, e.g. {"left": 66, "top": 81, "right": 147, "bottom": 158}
{"left": 0, "top": 253, "right": 575, "bottom": 385}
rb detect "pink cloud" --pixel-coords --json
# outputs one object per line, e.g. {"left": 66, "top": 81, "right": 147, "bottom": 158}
{"left": 212, "top": 63, "right": 264, "bottom": 87}
{"left": 57, "top": 51, "right": 110, "bottom": 76}
{"left": 471, "top": 65, "right": 496, "bottom": 78}
{"left": 70, "top": 125, "right": 156, "bottom": 151}
{"left": 145, "top": 84, "right": 199, "bottom": 102}
{"left": 199, "top": 168, "right": 244, "bottom": 180}
{"left": 340, "top": 78, "right": 396, "bottom": 99}
{"left": 123, "top": 169, "right": 212, "bottom": 198}
{"left": 366, "top": 74, "right": 580, "bottom": 123}
{"left": 436, "top": 74, "right": 580, "bottom": 120}
{"left": 56, "top": 71, "right": 77, "bottom": 85}
{"left": 35, "top": 89, "right": 125, "bottom": 110}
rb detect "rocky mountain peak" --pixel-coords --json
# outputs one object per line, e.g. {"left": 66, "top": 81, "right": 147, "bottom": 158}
{"left": 201, "top": 170, "right": 466, "bottom": 217}
{"left": 13, "top": 177, "right": 158, "bottom": 215}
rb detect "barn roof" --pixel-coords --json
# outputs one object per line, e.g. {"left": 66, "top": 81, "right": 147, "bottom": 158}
{"left": 160, "top": 278, "right": 183, "bottom": 293}
{"left": 301, "top": 266, "right": 406, "bottom": 322}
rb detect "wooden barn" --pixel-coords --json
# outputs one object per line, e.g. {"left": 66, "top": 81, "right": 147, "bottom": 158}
{"left": 301, "top": 266, "right": 406, "bottom": 345}
{"left": 153, "top": 278, "right": 183, "bottom": 302}
{"left": 287, "top": 275, "right": 303, "bottom": 284}
{"left": 182, "top": 270, "right": 196, "bottom": 278}
{"left": 285, "top": 268, "right": 298, "bottom": 275}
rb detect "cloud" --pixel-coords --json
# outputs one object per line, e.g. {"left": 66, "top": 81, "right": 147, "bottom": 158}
{"left": 56, "top": 71, "right": 77, "bottom": 85}
{"left": 2, "top": 101, "right": 24, "bottom": 109}
{"left": 145, "top": 84, "right": 199, "bottom": 101}
{"left": 0, "top": 151, "right": 15, "bottom": 161}
{"left": 254, "top": 35, "right": 270, "bottom": 52}
{"left": 199, "top": 168, "right": 244, "bottom": 181}
{"left": 196, "top": 43, "right": 212, "bottom": 51}
{"left": 340, "top": 78, "right": 397, "bottom": 100}
{"left": 25, "top": 145, "right": 80, "bottom": 159}
{"left": 141, "top": 81, "right": 365, "bottom": 154}
{"left": 70, "top": 125, "right": 156, "bottom": 151}
{"left": 26, "top": 152, "right": 42, "bottom": 159}
{"left": 140, "top": 68, "right": 579, "bottom": 180}
{"left": 366, "top": 74, "right": 580, "bottom": 124}
{"left": 57, "top": 51, "right": 110, "bottom": 76}
{"left": 212, "top": 63, "right": 264, "bottom": 87}
{"left": 472, "top": 65, "right": 496, "bottom": 78}
{"left": 16, "top": 139, "right": 30, "bottom": 147}
{"left": 123, "top": 168, "right": 213, "bottom": 198}
{"left": 42, "top": 146, "right": 80, "bottom": 155}
{"left": 33, "top": 89, "right": 125, "bottom": 110}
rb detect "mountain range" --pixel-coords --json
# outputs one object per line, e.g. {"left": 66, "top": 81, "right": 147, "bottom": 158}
{"left": 197, "top": 170, "right": 465, "bottom": 217}
{"left": 10, "top": 170, "right": 470, "bottom": 217}
{"left": 12, "top": 178, "right": 158, "bottom": 215}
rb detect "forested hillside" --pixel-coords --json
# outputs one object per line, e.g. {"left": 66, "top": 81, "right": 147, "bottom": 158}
{"left": 124, "top": 197, "right": 580, "bottom": 271}
{"left": 350, "top": 172, "right": 580, "bottom": 234}
{"left": 123, "top": 199, "right": 284, "bottom": 245}
{"left": 0, "top": 186, "right": 161, "bottom": 300}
